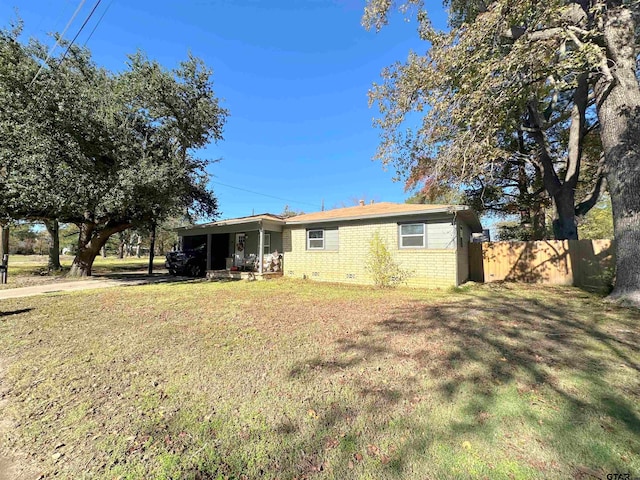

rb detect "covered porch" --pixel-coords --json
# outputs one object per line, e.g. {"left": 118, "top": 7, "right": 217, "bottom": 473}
{"left": 176, "top": 214, "right": 285, "bottom": 278}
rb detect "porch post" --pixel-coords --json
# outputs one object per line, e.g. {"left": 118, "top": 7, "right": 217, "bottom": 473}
{"left": 258, "top": 223, "right": 264, "bottom": 274}
{"left": 206, "top": 234, "right": 212, "bottom": 271}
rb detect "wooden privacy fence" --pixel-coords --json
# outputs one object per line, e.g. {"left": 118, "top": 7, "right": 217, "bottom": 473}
{"left": 469, "top": 240, "right": 615, "bottom": 292}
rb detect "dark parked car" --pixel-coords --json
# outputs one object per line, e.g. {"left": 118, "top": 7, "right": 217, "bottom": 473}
{"left": 165, "top": 244, "right": 207, "bottom": 277}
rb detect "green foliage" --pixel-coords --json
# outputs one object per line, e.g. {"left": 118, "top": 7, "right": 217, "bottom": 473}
{"left": 365, "top": 231, "right": 412, "bottom": 287}
{"left": 363, "top": 0, "right": 613, "bottom": 239}
{"left": 495, "top": 221, "right": 531, "bottom": 242}
{"left": 405, "top": 186, "right": 464, "bottom": 205}
{"left": 7, "top": 223, "right": 39, "bottom": 254}
{"left": 0, "top": 22, "right": 228, "bottom": 273}
{"left": 578, "top": 195, "right": 614, "bottom": 240}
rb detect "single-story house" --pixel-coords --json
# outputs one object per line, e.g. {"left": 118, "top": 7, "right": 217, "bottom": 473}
{"left": 175, "top": 202, "right": 482, "bottom": 287}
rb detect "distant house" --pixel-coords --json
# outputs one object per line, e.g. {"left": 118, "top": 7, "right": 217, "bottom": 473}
{"left": 175, "top": 202, "right": 482, "bottom": 287}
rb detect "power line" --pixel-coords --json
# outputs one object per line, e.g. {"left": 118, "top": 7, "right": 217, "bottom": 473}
{"left": 83, "top": 0, "right": 114, "bottom": 47}
{"left": 210, "top": 180, "right": 319, "bottom": 208}
{"left": 59, "top": 0, "right": 102, "bottom": 63}
{"left": 29, "top": 0, "right": 87, "bottom": 86}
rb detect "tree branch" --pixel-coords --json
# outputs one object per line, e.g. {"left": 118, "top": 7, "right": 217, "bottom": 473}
{"left": 524, "top": 101, "right": 562, "bottom": 196}
{"left": 503, "top": 26, "right": 564, "bottom": 42}
{"left": 564, "top": 73, "right": 589, "bottom": 188}
{"left": 575, "top": 155, "right": 606, "bottom": 217}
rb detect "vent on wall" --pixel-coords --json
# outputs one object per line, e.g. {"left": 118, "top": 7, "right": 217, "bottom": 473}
{"left": 346, "top": 273, "right": 356, "bottom": 279}
{"left": 287, "top": 271, "right": 295, "bottom": 276}
{"left": 312, "top": 272, "right": 320, "bottom": 277}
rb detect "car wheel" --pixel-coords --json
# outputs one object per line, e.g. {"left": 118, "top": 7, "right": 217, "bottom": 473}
{"left": 168, "top": 268, "right": 176, "bottom": 276}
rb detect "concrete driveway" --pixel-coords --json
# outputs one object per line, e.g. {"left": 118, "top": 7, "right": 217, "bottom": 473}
{"left": 0, "top": 273, "right": 194, "bottom": 300}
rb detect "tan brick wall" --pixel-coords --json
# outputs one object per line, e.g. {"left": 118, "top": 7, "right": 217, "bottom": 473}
{"left": 282, "top": 221, "right": 458, "bottom": 288}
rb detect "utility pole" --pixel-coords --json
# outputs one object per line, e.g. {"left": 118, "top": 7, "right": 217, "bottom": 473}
{"left": 0, "top": 224, "right": 9, "bottom": 284}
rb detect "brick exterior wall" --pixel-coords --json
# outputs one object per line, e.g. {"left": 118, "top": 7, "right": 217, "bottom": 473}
{"left": 282, "top": 219, "right": 459, "bottom": 288}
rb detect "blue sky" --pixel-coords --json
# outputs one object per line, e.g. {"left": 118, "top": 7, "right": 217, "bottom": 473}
{"left": 2, "top": 0, "right": 449, "bottom": 220}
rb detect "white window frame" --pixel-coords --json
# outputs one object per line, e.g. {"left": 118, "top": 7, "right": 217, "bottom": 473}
{"left": 263, "top": 233, "right": 271, "bottom": 255}
{"left": 399, "top": 223, "right": 426, "bottom": 249}
{"left": 307, "top": 229, "right": 324, "bottom": 250}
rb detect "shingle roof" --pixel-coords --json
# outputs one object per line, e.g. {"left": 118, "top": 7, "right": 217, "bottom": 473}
{"left": 176, "top": 203, "right": 482, "bottom": 233}
{"left": 286, "top": 202, "right": 460, "bottom": 223}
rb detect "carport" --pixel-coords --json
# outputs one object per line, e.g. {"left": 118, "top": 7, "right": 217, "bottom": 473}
{"left": 175, "top": 213, "right": 285, "bottom": 275}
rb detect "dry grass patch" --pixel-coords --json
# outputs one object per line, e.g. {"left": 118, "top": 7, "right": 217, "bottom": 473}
{"left": 0, "top": 279, "right": 638, "bottom": 479}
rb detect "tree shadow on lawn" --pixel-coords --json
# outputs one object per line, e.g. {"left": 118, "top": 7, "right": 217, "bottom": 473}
{"left": 0, "top": 308, "right": 33, "bottom": 318}
{"left": 285, "top": 286, "right": 640, "bottom": 478}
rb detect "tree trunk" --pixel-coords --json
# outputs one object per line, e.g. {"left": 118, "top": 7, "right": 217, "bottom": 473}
{"left": 148, "top": 223, "right": 156, "bottom": 275}
{"left": 69, "top": 222, "right": 132, "bottom": 277}
{"left": 594, "top": 4, "right": 640, "bottom": 304}
{"left": 526, "top": 98, "right": 582, "bottom": 241}
{"left": 44, "top": 219, "right": 61, "bottom": 271}
{"left": 69, "top": 245, "right": 100, "bottom": 277}
{"left": 552, "top": 190, "right": 578, "bottom": 240}
{"left": 118, "top": 232, "right": 125, "bottom": 259}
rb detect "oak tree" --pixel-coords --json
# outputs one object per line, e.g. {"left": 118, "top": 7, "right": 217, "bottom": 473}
{"left": 364, "top": 0, "right": 640, "bottom": 303}
{"left": 0, "top": 24, "right": 227, "bottom": 276}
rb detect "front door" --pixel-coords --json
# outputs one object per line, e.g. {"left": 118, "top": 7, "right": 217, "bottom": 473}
{"left": 234, "top": 233, "right": 246, "bottom": 267}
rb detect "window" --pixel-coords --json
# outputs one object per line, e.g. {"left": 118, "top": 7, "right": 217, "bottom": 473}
{"left": 263, "top": 233, "right": 271, "bottom": 255}
{"left": 399, "top": 223, "right": 425, "bottom": 248}
{"left": 307, "top": 229, "right": 324, "bottom": 249}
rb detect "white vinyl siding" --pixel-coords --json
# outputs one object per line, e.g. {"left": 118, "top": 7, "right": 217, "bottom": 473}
{"left": 306, "top": 228, "right": 339, "bottom": 251}
{"left": 399, "top": 221, "right": 456, "bottom": 249}
{"left": 426, "top": 222, "right": 456, "bottom": 249}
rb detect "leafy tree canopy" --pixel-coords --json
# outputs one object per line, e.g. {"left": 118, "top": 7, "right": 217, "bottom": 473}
{"left": 363, "top": 0, "right": 640, "bottom": 302}
{"left": 0, "top": 21, "right": 228, "bottom": 275}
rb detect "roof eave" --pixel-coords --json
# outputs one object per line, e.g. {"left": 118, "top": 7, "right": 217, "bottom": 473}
{"left": 284, "top": 206, "right": 469, "bottom": 225}
{"left": 175, "top": 215, "right": 285, "bottom": 232}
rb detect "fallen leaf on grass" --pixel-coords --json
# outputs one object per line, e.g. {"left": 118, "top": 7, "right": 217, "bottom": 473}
{"left": 325, "top": 437, "right": 338, "bottom": 449}
{"left": 366, "top": 444, "right": 380, "bottom": 457}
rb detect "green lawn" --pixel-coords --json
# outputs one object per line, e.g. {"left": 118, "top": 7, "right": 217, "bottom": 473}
{"left": 0, "top": 255, "right": 166, "bottom": 289}
{"left": 0, "top": 280, "right": 638, "bottom": 479}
